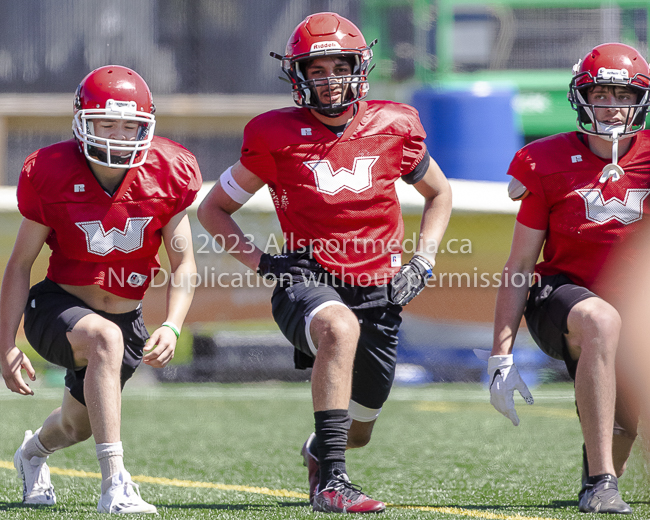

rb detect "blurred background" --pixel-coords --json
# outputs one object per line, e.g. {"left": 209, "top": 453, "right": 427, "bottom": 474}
{"left": 1, "top": 0, "right": 648, "bottom": 386}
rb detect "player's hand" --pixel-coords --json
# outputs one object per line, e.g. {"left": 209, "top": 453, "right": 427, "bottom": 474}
{"left": 389, "top": 255, "right": 434, "bottom": 306}
{"left": 1, "top": 346, "right": 36, "bottom": 396}
{"left": 256, "top": 253, "right": 325, "bottom": 284}
{"left": 143, "top": 326, "right": 177, "bottom": 368}
{"left": 479, "top": 352, "right": 534, "bottom": 426}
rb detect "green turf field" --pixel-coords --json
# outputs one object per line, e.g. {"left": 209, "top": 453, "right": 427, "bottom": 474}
{"left": 1, "top": 382, "right": 648, "bottom": 519}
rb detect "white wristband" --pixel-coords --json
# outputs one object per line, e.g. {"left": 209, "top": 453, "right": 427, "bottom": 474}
{"left": 220, "top": 166, "right": 254, "bottom": 205}
{"left": 413, "top": 252, "right": 435, "bottom": 269}
{"left": 161, "top": 321, "right": 180, "bottom": 339}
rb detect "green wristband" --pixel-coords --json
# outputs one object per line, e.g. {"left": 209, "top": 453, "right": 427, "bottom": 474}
{"left": 162, "top": 321, "right": 180, "bottom": 339}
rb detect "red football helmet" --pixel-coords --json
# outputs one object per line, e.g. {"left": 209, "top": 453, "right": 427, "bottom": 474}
{"left": 568, "top": 43, "right": 650, "bottom": 139}
{"left": 271, "top": 12, "right": 375, "bottom": 116}
{"left": 73, "top": 65, "right": 156, "bottom": 168}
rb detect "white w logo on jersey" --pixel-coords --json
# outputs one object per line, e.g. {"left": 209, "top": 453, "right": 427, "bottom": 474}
{"left": 305, "top": 156, "right": 379, "bottom": 195}
{"left": 76, "top": 217, "right": 153, "bottom": 256}
{"left": 576, "top": 189, "right": 650, "bottom": 225}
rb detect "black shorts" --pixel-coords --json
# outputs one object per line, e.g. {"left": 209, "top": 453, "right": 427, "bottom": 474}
{"left": 524, "top": 273, "right": 597, "bottom": 379}
{"left": 271, "top": 272, "right": 402, "bottom": 415}
{"left": 23, "top": 278, "right": 149, "bottom": 406}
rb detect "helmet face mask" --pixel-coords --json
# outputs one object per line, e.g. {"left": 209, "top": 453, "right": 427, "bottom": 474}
{"left": 569, "top": 43, "right": 650, "bottom": 141}
{"left": 293, "top": 55, "right": 364, "bottom": 116}
{"left": 273, "top": 12, "right": 375, "bottom": 116}
{"left": 73, "top": 66, "right": 156, "bottom": 169}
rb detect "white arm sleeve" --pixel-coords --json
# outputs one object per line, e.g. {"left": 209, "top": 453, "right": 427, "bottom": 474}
{"left": 220, "top": 166, "right": 254, "bottom": 205}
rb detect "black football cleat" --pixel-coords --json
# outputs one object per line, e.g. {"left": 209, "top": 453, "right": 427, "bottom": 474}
{"left": 578, "top": 474, "right": 632, "bottom": 514}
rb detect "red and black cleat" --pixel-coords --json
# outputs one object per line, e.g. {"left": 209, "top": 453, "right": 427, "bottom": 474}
{"left": 312, "top": 470, "right": 385, "bottom": 514}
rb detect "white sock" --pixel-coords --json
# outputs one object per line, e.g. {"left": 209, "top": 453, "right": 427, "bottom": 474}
{"left": 96, "top": 442, "right": 125, "bottom": 493}
{"left": 23, "top": 427, "right": 54, "bottom": 460}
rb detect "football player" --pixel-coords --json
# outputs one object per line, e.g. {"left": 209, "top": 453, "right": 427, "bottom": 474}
{"left": 198, "top": 11, "right": 452, "bottom": 513}
{"left": 0, "top": 65, "right": 202, "bottom": 513}
{"left": 487, "top": 42, "right": 650, "bottom": 514}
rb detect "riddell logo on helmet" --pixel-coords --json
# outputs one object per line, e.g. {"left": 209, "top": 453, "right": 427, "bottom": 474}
{"left": 311, "top": 41, "right": 341, "bottom": 52}
{"left": 105, "top": 99, "right": 138, "bottom": 114}
{"left": 597, "top": 67, "right": 629, "bottom": 81}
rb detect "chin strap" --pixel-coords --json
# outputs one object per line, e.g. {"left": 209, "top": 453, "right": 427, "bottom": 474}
{"left": 599, "top": 128, "right": 625, "bottom": 183}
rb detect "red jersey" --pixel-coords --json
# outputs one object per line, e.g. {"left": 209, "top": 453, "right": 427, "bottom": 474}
{"left": 510, "top": 131, "right": 650, "bottom": 291}
{"left": 17, "top": 137, "right": 202, "bottom": 299}
{"left": 240, "top": 100, "right": 427, "bottom": 286}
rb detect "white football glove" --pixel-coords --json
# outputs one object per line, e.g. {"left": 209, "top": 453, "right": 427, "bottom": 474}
{"left": 474, "top": 350, "right": 534, "bottom": 426}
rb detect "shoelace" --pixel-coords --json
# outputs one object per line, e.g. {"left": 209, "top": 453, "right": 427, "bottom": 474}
{"left": 326, "top": 471, "right": 365, "bottom": 502}
{"left": 108, "top": 480, "right": 143, "bottom": 511}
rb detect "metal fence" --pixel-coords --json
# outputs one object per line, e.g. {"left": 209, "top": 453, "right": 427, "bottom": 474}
{"left": 0, "top": 0, "right": 361, "bottom": 95}
{"left": 1, "top": 0, "right": 649, "bottom": 184}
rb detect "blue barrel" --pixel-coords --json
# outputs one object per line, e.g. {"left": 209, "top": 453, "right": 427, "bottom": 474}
{"left": 411, "top": 84, "right": 523, "bottom": 182}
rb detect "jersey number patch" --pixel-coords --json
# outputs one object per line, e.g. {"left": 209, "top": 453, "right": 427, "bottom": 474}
{"left": 576, "top": 188, "right": 650, "bottom": 225}
{"left": 76, "top": 217, "right": 153, "bottom": 256}
{"left": 305, "top": 156, "right": 379, "bottom": 195}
